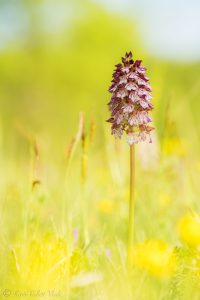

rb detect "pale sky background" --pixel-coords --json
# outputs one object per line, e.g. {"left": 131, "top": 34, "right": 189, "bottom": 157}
{"left": 0, "top": 0, "right": 200, "bottom": 62}
{"left": 98, "top": 0, "right": 200, "bottom": 61}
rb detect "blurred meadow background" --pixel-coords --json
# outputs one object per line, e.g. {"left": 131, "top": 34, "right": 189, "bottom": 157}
{"left": 1, "top": 0, "right": 200, "bottom": 299}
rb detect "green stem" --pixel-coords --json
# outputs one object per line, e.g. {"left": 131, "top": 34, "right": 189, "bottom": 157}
{"left": 128, "top": 144, "right": 135, "bottom": 266}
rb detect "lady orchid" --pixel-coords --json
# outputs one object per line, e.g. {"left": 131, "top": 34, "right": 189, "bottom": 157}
{"left": 106, "top": 52, "right": 155, "bottom": 267}
{"left": 107, "top": 52, "right": 154, "bottom": 145}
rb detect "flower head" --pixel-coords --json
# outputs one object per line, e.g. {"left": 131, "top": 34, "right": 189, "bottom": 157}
{"left": 178, "top": 214, "right": 200, "bottom": 247}
{"left": 107, "top": 52, "right": 154, "bottom": 144}
{"left": 133, "top": 240, "right": 176, "bottom": 278}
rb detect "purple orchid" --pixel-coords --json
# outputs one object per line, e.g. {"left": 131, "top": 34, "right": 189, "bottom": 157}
{"left": 107, "top": 52, "right": 154, "bottom": 144}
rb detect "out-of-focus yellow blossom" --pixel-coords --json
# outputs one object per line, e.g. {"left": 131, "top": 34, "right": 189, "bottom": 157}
{"left": 163, "top": 138, "right": 187, "bottom": 157}
{"left": 178, "top": 214, "right": 200, "bottom": 246}
{"left": 14, "top": 234, "right": 87, "bottom": 289}
{"left": 133, "top": 240, "right": 176, "bottom": 277}
{"left": 97, "top": 199, "right": 115, "bottom": 214}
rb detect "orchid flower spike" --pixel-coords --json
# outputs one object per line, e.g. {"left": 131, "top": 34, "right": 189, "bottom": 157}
{"left": 107, "top": 52, "right": 154, "bottom": 144}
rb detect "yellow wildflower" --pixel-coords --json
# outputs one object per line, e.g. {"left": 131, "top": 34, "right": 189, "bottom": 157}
{"left": 178, "top": 214, "right": 200, "bottom": 246}
{"left": 97, "top": 199, "right": 115, "bottom": 214}
{"left": 133, "top": 240, "right": 176, "bottom": 277}
{"left": 14, "top": 234, "right": 86, "bottom": 289}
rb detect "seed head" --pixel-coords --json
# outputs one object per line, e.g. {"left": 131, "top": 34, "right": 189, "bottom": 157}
{"left": 107, "top": 52, "right": 154, "bottom": 144}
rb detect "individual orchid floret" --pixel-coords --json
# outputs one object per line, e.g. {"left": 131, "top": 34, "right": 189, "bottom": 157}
{"left": 107, "top": 52, "right": 154, "bottom": 144}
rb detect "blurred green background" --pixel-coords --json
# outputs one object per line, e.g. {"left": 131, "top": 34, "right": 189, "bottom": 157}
{"left": 0, "top": 0, "right": 200, "bottom": 158}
